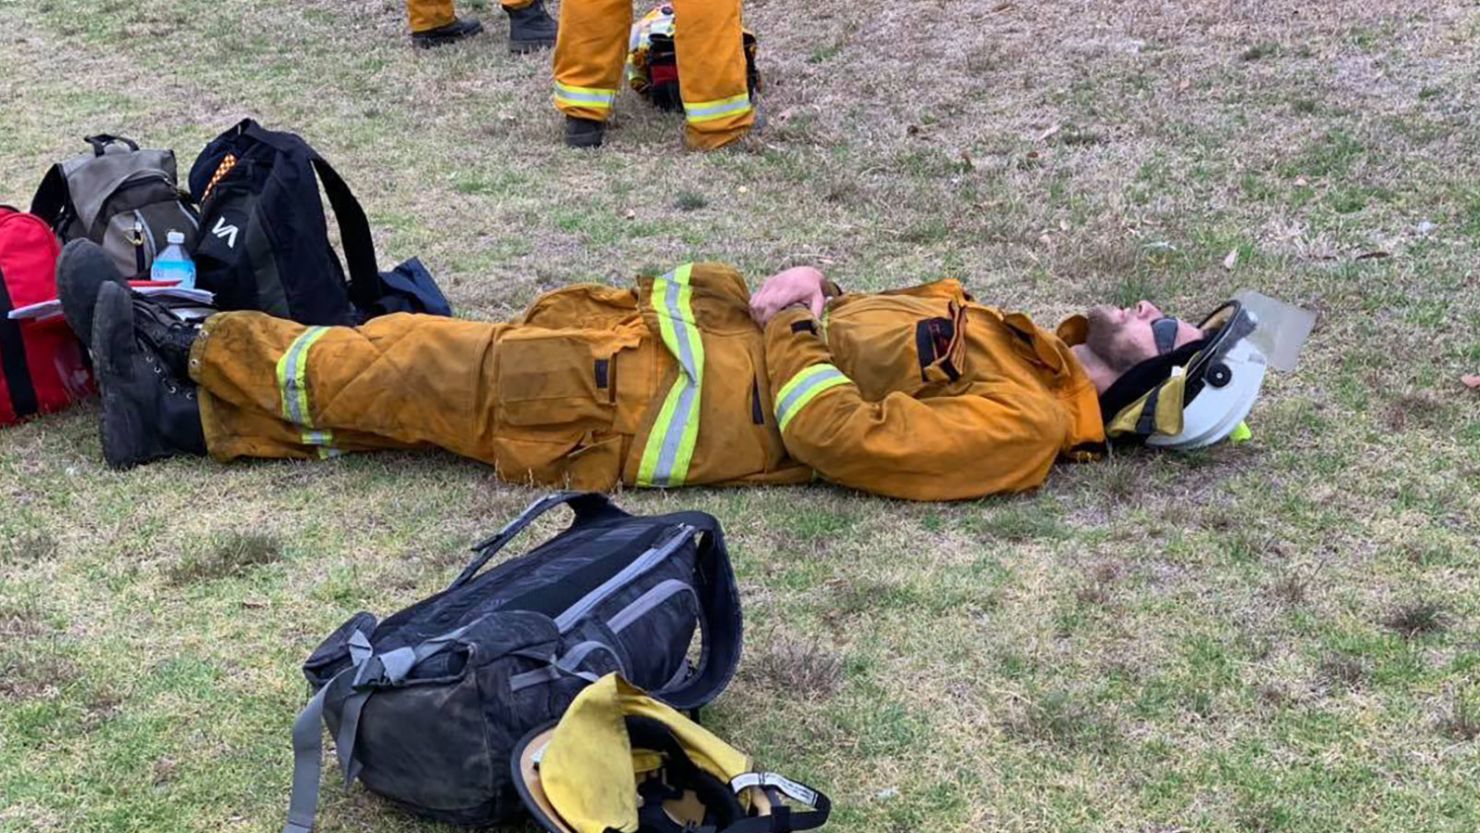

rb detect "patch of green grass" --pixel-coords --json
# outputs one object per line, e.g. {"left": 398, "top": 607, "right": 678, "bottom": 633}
{"left": 166, "top": 532, "right": 284, "bottom": 585}
{"left": 673, "top": 190, "right": 707, "bottom": 211}
{"left": 1280, "top": 128, "right": 1364, "bottom": 180}
{"left": 1240, "top": 42, "right": 1280, "bottom": 61}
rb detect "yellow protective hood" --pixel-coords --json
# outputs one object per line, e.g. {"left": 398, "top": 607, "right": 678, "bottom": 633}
{"left": 1105, "top": 369, "right": 1190, "bottom": 438}
{"left": 545, "top": 675, "right": 751, "bottom": 833}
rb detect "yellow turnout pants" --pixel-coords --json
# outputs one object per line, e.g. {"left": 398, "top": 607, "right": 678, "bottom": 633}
{"left": 407, "top": 0, "right": 533, "bottom": 33}
{"left": 553, "top": 0, "right": 754, "bottom": 149}
{"left": 189, "top": 310, "right": 655, "bottom": 490}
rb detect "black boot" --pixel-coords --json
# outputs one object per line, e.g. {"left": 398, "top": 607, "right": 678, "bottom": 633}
{"left": 56, "top": 239, "right": 127, "bottom": 344}
{"left": 565, "top": 116, "right": 606, "bottom": 149}
{"left": 412, "top": 17, "right": 484, "bottom": 49}
{"left": 507, "top": 0, "right": 557, "bottom": 53}
{"left": 131, "top": 293, "right": 201, "bottom": 379}
{"left": 91, "top": 283, "right": 206, "bottom": 470}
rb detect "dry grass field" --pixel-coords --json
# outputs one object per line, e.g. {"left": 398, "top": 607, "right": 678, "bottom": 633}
{"left": 1, "top": 0, "right": 1477, "bottom": 831}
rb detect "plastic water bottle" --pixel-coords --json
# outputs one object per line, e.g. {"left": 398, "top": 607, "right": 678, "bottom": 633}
{"left": 150, "top": 230, "right": 196, "bottom": 288}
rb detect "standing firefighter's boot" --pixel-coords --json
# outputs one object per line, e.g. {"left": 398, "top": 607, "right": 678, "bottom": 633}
{"left": 91, "top": 283, "right": 206, "bottom": 470}
{"left": 55, "top": 239, "right": 127, "bottom": 344}
{"left": 565, "top": 116, "right": 606, "bottom": 149}
{"left": 412, "top": 17, "right": 484, "bottom": 49}
{"left": 506, "top": 0, "right": 557, "bottom": 53}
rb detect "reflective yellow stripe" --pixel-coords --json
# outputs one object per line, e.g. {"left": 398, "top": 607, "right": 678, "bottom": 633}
{"left": 636, "top": 264, "right": 704, "bottom": 487}
{"left": 775, "top": 364, "right": 850, "bottom": 433}
{"left": 275, "top": 326, "right": 339, "bottom": 457}
{"left": 684, "top": 92, "right": 752, "bottom": 124}
{"left": 554, "top": 81, "right": 617, "bottom": 109}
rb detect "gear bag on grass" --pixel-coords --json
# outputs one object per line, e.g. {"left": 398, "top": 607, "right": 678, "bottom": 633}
{"left": 627, "top": 5, "right": 761, "bottom": 113}
{"left": 0, "top": 206, "right": 94, "bottom": 427}
{"left": 282, "top": 491, "right": 742, "bottom": 833}
{"left": 188, "top": 119, "right": 450, "bottom": 325}
{"left": 30, "top": 134, "right": 201, "bottom": 280}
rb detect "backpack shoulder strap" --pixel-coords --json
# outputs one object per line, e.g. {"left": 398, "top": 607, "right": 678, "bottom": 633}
{"left": 649, "top": 510, "right": 741, "bottom": 711}
{"left": 307, "top": 155, "right": 383, "bottom": 313}
{"left": 236, "top": 121, "right": 384, "bottom": 314}
{"left": 29, "top": 165, "right": 71, "bottom": 230}
{"left": 0, "top": 267, "right": 39, "bottom": 419}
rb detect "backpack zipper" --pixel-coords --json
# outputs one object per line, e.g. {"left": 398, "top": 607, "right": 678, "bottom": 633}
{"left": 552, "top": 524, "right": 695, "bottom": 633}
{"left": 131, "top": 218, "right": 146, "bottom": 275}
{"left": 134, "top": 210, "right": 158, "bottom": 272}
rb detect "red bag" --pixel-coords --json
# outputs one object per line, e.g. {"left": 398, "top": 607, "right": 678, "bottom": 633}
{"left": 0, "top": 206, "right": 94, "bottom": 426}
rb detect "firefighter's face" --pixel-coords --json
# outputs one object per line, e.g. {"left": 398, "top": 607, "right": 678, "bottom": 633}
{"left": 1085, "top": 302, "right": 1203, "bottom": 372}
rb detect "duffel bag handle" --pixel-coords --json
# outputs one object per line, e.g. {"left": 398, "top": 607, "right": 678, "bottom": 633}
{"left": 448, "top": 491, "right": 627, "bottom": 590}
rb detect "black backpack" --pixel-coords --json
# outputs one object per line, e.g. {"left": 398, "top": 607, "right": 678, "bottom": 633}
{"left": 283, "top": 492, "right": 742, "bottom": 833}
{"left": 188, "top": 119, "right": 448, "bottom": 325}
{"left": 30, "top": 134, "right": 201, "bottom": 280}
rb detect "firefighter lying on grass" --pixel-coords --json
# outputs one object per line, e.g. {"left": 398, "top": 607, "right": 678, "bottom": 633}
{"left": 54, "top": 239, "right": 1302, "bottom": 501}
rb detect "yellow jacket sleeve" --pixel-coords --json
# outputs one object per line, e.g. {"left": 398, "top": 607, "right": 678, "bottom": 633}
{"left": 764, "top": 307, "right": 1070, "bottom": 501}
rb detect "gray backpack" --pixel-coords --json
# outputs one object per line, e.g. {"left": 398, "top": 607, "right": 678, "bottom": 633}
{"left": 31, "top": 134, "right": 200, "bottom": 279}
{"left": 283, "top": 491, "right": 742, "bottom": 832}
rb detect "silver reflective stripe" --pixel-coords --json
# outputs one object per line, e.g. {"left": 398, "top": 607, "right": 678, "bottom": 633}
{"left": 652, "top": 274, "right": 700, "bottom": 484}
{"left": 556, "top": 89, "right": 613, "bottom": 105}
{"left": 775, "top": 367, "right": 846, "bottom": 428}
{"left": 552, "top": 525, "right": 695, "bottom": 633}
{"left": 607, "top": 579, "right": 697, "bottom": 634}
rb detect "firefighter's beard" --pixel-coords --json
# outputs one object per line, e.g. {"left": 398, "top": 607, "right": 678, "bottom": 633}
{"left": 1085, "top": 306, "right": 1151, "bottom": 374}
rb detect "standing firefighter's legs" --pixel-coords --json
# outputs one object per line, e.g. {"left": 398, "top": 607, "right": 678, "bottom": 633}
{"left": 672, "top": 0, "right": 753, "bottom": 150}
{"left": 406, "top": 0, "right": 484, "bottom": 48}
{"left": 552, "top": 0, "right": 632, "bottom": 146}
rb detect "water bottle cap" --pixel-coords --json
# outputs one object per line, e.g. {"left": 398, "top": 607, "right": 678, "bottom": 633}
{"left": 167, "top": 230, "right": 185, "bottom": 244}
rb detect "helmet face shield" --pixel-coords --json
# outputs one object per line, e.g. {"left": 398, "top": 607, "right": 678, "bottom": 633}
{"left": 1233, "top": 290, "right": 1316, "bottom": 372}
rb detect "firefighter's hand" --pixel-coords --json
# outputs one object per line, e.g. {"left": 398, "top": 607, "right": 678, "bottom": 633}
{"left": 750, "top": 266, "right": 828, "bottom": 326}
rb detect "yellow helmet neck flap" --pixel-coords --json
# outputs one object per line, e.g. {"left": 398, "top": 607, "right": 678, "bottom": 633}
{"left": 513, "top": 674, "right": 831, "bottom": 833}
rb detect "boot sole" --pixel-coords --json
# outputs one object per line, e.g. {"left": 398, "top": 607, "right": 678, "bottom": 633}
{"left": 92, "top": 285, "right": 143, "bottom": 470}
{"left": 509, "top": 38, "right": 554, "bottom": 54}
{"left": 412, "top": 26, "right": 484, "bottom": 48}
{"left": 56, "top": 240, "right": 126, "bottom": 344}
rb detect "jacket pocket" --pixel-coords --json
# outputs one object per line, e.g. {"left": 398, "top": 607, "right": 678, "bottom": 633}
{"left": 494, "top": 330, "right": 620, "bottom": 431}
{"left": 914, "top": 301, "right": 968, "bottom": 387}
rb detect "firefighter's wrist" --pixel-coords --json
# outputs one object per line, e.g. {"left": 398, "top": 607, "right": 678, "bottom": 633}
{"left": 766, "top": 304, "right": 820, "bottom": 335}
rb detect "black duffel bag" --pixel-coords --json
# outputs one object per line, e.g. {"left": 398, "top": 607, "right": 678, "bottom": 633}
{"left": 282, "top": 491, "right": 742, "bottom": 833}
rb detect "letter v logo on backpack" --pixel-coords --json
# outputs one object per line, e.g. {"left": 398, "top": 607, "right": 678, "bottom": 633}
{"left": 211, "top": 216, "right": 239, "bottom": 249}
